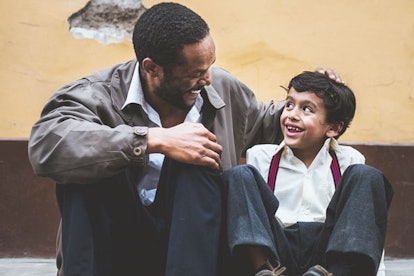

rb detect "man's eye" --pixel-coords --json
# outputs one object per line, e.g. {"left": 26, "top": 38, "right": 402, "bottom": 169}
{"left": 191, "top": 72, "right": 203, "bottom": 78}
{"left": 303, "top": 106, "right": 312, "bottom": 112}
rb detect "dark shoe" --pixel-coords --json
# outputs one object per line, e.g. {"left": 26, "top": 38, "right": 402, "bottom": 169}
{"left": 303, "top": 265, "right": 333, "bottom": 276}
{"left": 254, "top": 260, "right": 286, "bottom": 276}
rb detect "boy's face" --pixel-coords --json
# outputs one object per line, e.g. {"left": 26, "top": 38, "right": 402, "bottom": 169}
{"left": 280, "top": 88, "right": 340, "bottom": 155}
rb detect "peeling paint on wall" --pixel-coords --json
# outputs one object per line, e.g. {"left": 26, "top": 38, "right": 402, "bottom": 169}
{"left": 68, "top": 0, "right": 146, "bottom": 45}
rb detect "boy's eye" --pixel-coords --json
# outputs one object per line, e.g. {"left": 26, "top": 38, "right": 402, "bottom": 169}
{"left": 285, "top": 102, "right": 294, "bottom": 109}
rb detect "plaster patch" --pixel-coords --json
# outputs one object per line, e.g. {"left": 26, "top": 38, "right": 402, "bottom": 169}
{"left": 68, "top": 0, "right": 146, "bottom": 45}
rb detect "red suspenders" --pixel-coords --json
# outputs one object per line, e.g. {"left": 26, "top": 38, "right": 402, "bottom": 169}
{"left": 267, "top": 150, "right": 341, "bottom": 192}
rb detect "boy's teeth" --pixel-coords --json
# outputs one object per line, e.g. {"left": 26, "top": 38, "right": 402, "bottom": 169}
{"left": 191, "top": 89, "right": 201, "bottom": 94}
{"left": 287, "top": 126, "right": 301, "bottom": 131}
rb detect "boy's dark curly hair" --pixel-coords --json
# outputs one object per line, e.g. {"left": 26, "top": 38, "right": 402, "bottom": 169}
{"left": 288, "top": 71, "right": 356, "bottom": 138}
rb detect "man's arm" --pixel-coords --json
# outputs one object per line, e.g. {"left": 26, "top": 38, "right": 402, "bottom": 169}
{"left": 28, "top": 82, "right": 222, "bottom": 184}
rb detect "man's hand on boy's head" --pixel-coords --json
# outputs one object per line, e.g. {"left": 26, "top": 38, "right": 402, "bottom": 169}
{"left": 315, "top": 67, "right": 345, "bottom": 84}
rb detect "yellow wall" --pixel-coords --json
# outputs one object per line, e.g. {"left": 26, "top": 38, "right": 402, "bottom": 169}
{"left": 1, "top": 0, "right": 413, "bottom": 143}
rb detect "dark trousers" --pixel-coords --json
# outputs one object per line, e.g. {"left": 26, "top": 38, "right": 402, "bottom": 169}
{"left": 57, "top": 158, "right": 226, "bottom": 276}
{"left": 222, "top": 164, "right": 393, "bottom": 276}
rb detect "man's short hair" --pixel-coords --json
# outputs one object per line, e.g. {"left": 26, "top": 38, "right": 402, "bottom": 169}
{"left": 132, "top": 2, "right": 210, "bottom": 69}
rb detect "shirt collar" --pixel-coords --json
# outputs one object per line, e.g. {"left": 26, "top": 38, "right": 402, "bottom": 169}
{"left": 121, "top": 62, "right": 144, "bottom": 110}
{"left": 121, "top": 62, "right": 203, "bottom": 126}
{"left": 280, "top": 137, "right": 339, "bottom": 164}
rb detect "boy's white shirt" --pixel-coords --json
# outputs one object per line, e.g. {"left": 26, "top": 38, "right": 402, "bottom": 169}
{"left": 246, "top": 137, "right": 386, "bottom": 275}
{"left": 247, "top": 138, "right": 365, "bottom": 227}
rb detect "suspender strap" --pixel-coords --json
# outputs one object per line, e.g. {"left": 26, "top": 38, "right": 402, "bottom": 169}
{"left": 267, "top": 151, "right": 282, "bottom": 192}
{"left": 329, "top": 150, "right": 341, "bottom": 188}
{"left": 267, "top": 150, "right": 342, "bottom": 191}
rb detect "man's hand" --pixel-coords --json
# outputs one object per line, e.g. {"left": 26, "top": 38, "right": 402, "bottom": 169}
{"left": 147, "top": 123, "right": 223, "bottom": 169}
{"left": 315, "top": 67, "right": 345, "bottom": 84}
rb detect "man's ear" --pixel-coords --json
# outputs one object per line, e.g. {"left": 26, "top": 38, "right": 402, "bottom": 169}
{"left": 141, "top": 58, "right": 161, "bottom": 78}
{"left": 326, "top": 122, "right": 343, "bottom": 138}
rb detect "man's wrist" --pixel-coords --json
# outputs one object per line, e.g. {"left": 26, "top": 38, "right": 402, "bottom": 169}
{"left": 146, "top": 127, "right": 166, "bottom": 154}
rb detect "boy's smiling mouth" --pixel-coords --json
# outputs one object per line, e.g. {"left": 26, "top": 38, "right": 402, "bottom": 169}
{"left": 286, "top": 125, "right": 304, "bottom": 133}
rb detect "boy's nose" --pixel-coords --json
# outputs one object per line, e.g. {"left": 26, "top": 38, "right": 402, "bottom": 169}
{"left": 288, "top": 109, "right": 300, "bottom": 121}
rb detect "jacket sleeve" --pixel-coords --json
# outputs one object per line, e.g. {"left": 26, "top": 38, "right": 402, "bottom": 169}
{"left": 244, "top": 96, "right": 284, "bottom": 152}
{"left": 230, "top": 74, "right": 284, "bottom": 154}
{"left": 209, "top": 67, "right": 284, "bottom": 159}
{"left": 28, "top": 80, "right": 148, "bottom": 184}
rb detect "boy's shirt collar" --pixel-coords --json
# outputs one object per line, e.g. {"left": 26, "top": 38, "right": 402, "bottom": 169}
{"left": 273, "top": 138, "right": 340, "bottom": 167}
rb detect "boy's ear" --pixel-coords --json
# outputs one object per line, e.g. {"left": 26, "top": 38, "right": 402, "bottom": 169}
{"left": 326, "top": 123, "right": 343, "bottom": 138}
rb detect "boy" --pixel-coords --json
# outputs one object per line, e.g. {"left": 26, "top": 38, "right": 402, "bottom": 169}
{"left": 222, "top": 71, "right": 393, "bottom": 275}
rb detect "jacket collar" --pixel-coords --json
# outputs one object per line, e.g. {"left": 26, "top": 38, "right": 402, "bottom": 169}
{"left": 203, "top": 82, "right": 226, "bottom": 109}
{"left": 111, "top": 61, "right": 226, "bottom": 129}
{"left": 111, "top": 60, "right": 136, "bottom": 113}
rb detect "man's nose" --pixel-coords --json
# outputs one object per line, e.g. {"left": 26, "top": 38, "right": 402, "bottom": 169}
{"left": 198, "top": 71, "right": 211, "bottom": 86}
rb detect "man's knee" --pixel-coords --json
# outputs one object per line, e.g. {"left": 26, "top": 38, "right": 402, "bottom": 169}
{"left": 222, "top": 165, "right": 257, "bottom": 185}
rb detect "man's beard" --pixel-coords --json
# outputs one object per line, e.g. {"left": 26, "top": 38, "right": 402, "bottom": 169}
{"left": 154, "top": 81, "right": 197, "bottom": 111}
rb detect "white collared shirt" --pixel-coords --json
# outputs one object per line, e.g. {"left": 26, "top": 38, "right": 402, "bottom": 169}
{"left": 122, "top": 63, "right": 203, "bottom": 205}
{"left": 246, "top": 138, "right": 365, "bottom": 227}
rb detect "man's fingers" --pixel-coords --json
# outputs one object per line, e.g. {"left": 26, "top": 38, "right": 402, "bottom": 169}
{"left": 315, "top": 67, "right": 324, "bottom": 74}
{"left": 325, "top": 68, "right": 344, "bottom": 84}
{"left": 202, "top": 141, "right": 222, "bottom": 167}
{"left": 315, "top": 67, "right": 345, "bottom": 84}
{"left": 201, "top": 151, "right": 221, "bottom": 170}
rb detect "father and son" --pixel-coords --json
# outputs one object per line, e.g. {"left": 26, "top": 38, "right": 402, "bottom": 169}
{"left": 28, "top": 2, "right": 393, "bottom": 276}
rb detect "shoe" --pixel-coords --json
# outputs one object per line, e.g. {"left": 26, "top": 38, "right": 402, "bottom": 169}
{"left": 303, "top": 265, "right": 333, "bottom": 276}
{"left": 254, "top": 260, "right": 286, "bottom": 276}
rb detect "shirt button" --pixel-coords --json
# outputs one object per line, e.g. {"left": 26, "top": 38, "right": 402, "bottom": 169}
{"left": 134, "top": 127, "right": 147, "bottom": 136}
{"left": 133, "top": 147, "right": 143, "bottom": 156}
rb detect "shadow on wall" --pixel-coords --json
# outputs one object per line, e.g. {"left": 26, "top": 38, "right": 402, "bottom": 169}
{"left": 68, "top": 0, "right": 147, "bottom": 45}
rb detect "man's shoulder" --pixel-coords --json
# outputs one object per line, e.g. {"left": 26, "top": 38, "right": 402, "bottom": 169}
{"left": 85, "top": 60, "right": 136, "bottom": 83}
{"left": 210, "top": 66, "right": 232, "bottom": 76}
{"left": 209, "top": 66, "right": 255, "bottom": 101}
{"left": 52, "top": 60, "right": 136, "bottom": 107}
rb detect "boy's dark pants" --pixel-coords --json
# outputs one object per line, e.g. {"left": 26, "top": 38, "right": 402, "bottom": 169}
{"left": 57, "top": 158, "right": 226, "bottom": 276}
{"left": 222, "top": 164, "right": 393, "bottom": 276}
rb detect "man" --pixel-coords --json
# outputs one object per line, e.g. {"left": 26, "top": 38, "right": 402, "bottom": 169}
{"left": 28, "top": 2, "right": 341, "bottom": 275}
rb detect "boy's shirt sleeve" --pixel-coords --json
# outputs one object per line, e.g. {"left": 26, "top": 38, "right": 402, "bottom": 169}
{"left": 246, "top": 144, "right": 282, "bottom": 181}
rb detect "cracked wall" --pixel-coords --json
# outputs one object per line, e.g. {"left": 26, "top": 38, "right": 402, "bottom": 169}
{"left": 68, "top": 0, "right": 147, "bottom": 44}
{"left": 1, "top": 0, "right": 414, "bottom": 142}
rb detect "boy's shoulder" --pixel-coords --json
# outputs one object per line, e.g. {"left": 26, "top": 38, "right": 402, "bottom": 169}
{"left": 246, "top": 144, "right": 282, "bottom": 165}
{"left": 247, "top": 144, "right": 281, "bottom": 156}
{"left": 336, "top": 144, "right": 366, "bottom": 165}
